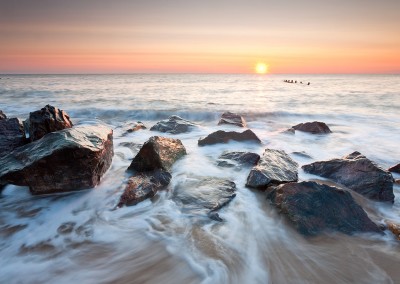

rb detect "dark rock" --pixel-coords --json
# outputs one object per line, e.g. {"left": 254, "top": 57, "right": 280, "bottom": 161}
{"left": 117, "top": 170, "right": 171, "bottom": 207}
{"left": 128, "top": 136, "right": 186, "bottom": 172}
{"left": 0, "top": 110, "right": 6, "bottom": 120}
{"left": 218, "top": 112, "right": 246, "bottom": 127}
{"left": 302, "top": 152, "right": 394, "bottom": 202}
{"left": 217, "top": 151, "right": 260, "bottom": 168}
{"left": 0, "top": 118, "right": 26, "bottom": 157}
{"left": 0, "top": 125, "right": 113, "bottom": 195}
{"left": 395, "top": 179, "right": 400, "bottom": 185}
{"left": 198, "top": 129, "right": 261, "bottom": 146}
{"left": 57, "top": 222, "right": 76, "bottom": 235}
{"left": 150, "top": 115, "right": 196, "bottom": 134}
{"left": 26, "top": 105, "right": 73, "bottom": 141}
{"left": 267, "top": 181, "right": 382, "bottom": 236}
{"left": 388, "top": 163, "right": 400, "bottom": 174}
{"left": 246, "top": 149, "right": 298, "bottom": 189}
{"left": 172, "top": 176, "right": 236, "bottom": 221}
{"left": 289, "top": 121, "right": 332, "bottom": 134}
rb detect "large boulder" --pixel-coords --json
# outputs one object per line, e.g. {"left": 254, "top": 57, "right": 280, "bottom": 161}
{"left": 128, "top": 136, "right": 186, "bottom": 172}
{"left": 0, "top": 125, "right": 113, "bottom": 194}
{"left": 246, "top": 149, "right": 298, "bottom": 189}
{"left": 217, "top": 151, "right": 260, "bottom": 168}
{"left": 0, "top": 118, "right": 26, "bottom": 157}
{"left": 172, "top": 176, "right": 236, "bottom": 221}
{"left": 198, "top": 129, "right": 261, "bottom": 146}
{"left": 150, "top": 115, "right": 197, "bottom": 134}
{"left": 218, "top": 112, "right": 246, "bottom": 127}
{"left": 289, "top": 121, "right": 331, "bottom": 134}
{"left": 117, "top": 170, "right": 171, "bottom": 207}
{"left": 267, "top": 181, "right": 382, "bottom": 236}
{"left": 302, "top": 152, "right": 394, "bottom": 202}
{"left": 26, "top": 105, "right": 73, "bottom": 141}
{"left": 388, "top": 163, "right": 400, "bottom": 174}
{"left": 0, "top": 110, "right": 6, "bottom": 120}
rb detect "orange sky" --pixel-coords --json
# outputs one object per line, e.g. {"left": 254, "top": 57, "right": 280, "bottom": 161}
{"left": 1, "top": 0, "right": 399, "bottom": 74}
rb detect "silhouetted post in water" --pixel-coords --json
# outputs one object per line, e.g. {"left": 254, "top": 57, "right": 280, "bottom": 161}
{"left": 307, "top": 82, "right": 310, "bottom": 85}
{"left": 300, "top": 81, "right": 303, "bottom": 84}
{"left": 295, "top": 80, "right": 297, "bottom": 83}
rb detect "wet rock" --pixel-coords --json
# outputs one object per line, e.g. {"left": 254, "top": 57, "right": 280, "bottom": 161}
{"left": 0, "top": 117, "right": 26, "bottom": 157}
{"left": 198, "top": 129, "right": 261, "bottom": 146}
{"left": 57, "top": 222, "right": 76, "bottom": 235}
{"left": 302, "top": 152, "right": 394, "bottom": 202}
{"left": 218, "top": 111, "right": 246, "bottom": 127}
{"left": 388, "top": 163, "right": 400, "bottom": 174}
{"left": 246, "top": 149, "right": 298, "bottom": 189}
{"left": 217, "top": 151, "right": 260, "bottom": 168}
{"left": 395, "top": 179, "right": 400, "bottom": 185}
{"left": 0, "top": 110, "right": 6, "bottom": 120}
{"left": 128, "top": 136, "right": 186, "bottom": 172}
{"left": 117, "top": 170, "right": 171, "bottom": 207}
{"left": 150, "top": 115, "right": 197, "bottom": 134}
{"left": 26, "top": 104, "right": 73, "bottom": 141}
{"left": 122, "top": 121, "right": 146, "bottom": 135}
{"left": 291, "top": 151, "right": 313, "bottom": 159}
{"left": 289, "top": 121, "right": 332, "bottom": 134}
{"left": 386, "top": 222, "right": 400, "bottom": 240}
{"left": 172, "top": 176, "right": 236, "bottom": 221}
{"left": 268, "top": 181, "right": 382, "bottom": 236}
{"left": 0, "top": 125, "right": 113, "bottom": 194}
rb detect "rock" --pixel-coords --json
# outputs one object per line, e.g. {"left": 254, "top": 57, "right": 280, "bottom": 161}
{"left": 123, "top": 121, "right": 146, "bottom": 134}
{"left": 267, "top": 181, "right": 382, "bottom": 236}
{"left": 386, "top": 222, "right": 400, "bottom": 240}
{"left": 217, "top": 151, "right": 260, "bottom": 168}
{"left": 246, "top": 149, "right": 298, "bottom": 189}
{"left": 218, "top": 112, "right": 246, "bottom": 127}
{"left": 395, "top": 179, "right": 400, "bottom": 185}
{"left": 172, "top": 176, "right": 236, "bottom": 221}
{"left": 289, "top": 121, "right": 332, "bottom": 134}
{"left": 150, "top": 115, "right": 196, "bottom": 134}
{"left": 0, "top": 118, "right": 26, "bottom": 157}
{"left": 0, "top": 125, "right": 113, "bottom": 194}
{"left": 302, "top": 152, "right": 394, "bottom": 202}
{"left": 26, "top": 105, "right": 73, "bottom": 141}
{"left": 198, "top": 129, "right": 261, "bottom": 146}
{"left": 291, "top": 151, "right": 313, "bottom": 159}
{"left": 128, "top": 136, "right": 186, "bottom": 172}
{"left": 388, "top": 163, "right": 400, "bottom": 174}
{"left": 0, "top": 110, "right": 7, "bottom": 120}
{"left": 117, "top": 170, "right": 171, "bottom": 207}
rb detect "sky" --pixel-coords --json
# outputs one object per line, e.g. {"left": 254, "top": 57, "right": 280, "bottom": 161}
{"left": 1, "top": 0, "right": 399, "bottom": 74}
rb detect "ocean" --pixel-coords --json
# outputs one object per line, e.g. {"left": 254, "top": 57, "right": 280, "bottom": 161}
{"left": 0, "top": 74, "right": 399, "bottom": 283}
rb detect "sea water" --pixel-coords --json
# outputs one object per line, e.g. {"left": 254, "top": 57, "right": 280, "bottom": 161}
{"left": 0, "top": 74, "right": 399, "bottom": 283}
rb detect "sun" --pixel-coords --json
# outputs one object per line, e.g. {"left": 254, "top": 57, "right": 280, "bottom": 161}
{"left": 255, "top": 63, "right": 268, "bottom": 74}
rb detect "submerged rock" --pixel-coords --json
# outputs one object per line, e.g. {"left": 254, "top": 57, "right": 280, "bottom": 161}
{"left": 122, "top": 121, "right": 146, "bottom": 134}
{"left": 217, "top": 151, "right": 260, "bottom": 168}
{"left": 0, "top": 118, "right": 26, "bottom": 157}
{"left": 289, "top": 121, "right": 332, "bottom": 134}
{"left": 198, "top": 129, "right": 261, "bottom": 146}
{"left": 128, "top": 136, "right": 186, "bottom": 172}
{"left": 150, "top": 115, "right": 196, "bottom": 134}
{"left": 388, "top": 163, "right": 400, "bottom": 174}
{"left": 0, "top": 125, "right": 113, "bottom": 194}
{"left": 172, "top": 176, "right": 236, "bottom": 221}
{"left": 26, "top": 104, "right": 73, "bottom": 142}
{"left": 218, "top": 112, "right": 246, "bottom": 127}
{"left": 267, "top": 181, "right": 382, "bottom": 236}
{"left": 118, "top": 170, "right": 171, "bottom": 207}
{"left": 302, "top": 152, "right": 394, "bottom": 202}
{"left": 246, "top": 149, "right": 298, "bottom": 189}
{"left": 0, "top": 110, "right": 7, "bottom": 120}
{"left": 291, "top": 151, "right": 313, "bottom": 159}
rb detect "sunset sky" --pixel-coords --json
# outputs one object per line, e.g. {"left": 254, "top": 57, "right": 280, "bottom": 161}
{"left": 1, "top": 0, "right": 399, "bottom": 74}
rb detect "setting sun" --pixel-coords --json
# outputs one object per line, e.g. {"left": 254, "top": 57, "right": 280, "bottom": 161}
{"left": 255, "top": 63, "right": 268, "bottom": 74}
